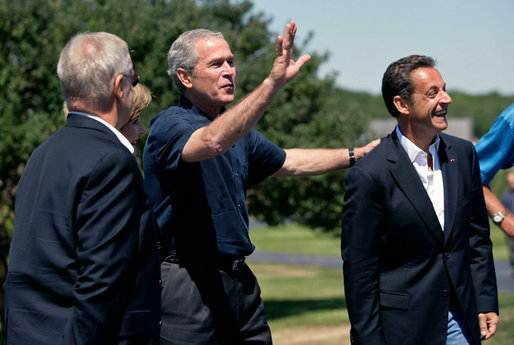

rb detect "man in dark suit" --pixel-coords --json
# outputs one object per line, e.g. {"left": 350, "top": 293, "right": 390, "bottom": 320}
{"left": 341, "top": 55, "right": 499, "bottom": 345}
{"left": 4, "top": 32, "right": 160, "bottom": 345}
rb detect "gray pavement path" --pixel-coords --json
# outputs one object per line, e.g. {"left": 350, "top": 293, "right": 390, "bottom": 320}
{"left": 248, "top": 251, "right": 514, "bottom": 293}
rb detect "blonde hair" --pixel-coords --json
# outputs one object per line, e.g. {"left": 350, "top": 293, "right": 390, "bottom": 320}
{"left": 130, "top": 83, "right": 152, "bottom": 121}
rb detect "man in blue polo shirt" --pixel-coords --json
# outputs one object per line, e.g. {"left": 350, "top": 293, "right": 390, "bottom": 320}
{"left": 475, "top": 103, "right": 514, "bottom": 238}
{"left": 143, "top": 22, "right": 378, "bottom": 345}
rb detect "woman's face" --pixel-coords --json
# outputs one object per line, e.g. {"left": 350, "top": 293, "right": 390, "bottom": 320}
{"left": 120, "top": 114, "right": 146, "bottom": 148}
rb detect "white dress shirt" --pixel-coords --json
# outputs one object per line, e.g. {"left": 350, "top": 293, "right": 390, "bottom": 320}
{"left": 70, "top": 111, "right": 134, "bottom": 154}
{"left": 396, "top": 126, "right": 445, "bottom": 230}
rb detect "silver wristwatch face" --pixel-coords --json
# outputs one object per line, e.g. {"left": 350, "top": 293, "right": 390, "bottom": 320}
{"left": 493, "top": 212, "right": 505, "bottom": 224}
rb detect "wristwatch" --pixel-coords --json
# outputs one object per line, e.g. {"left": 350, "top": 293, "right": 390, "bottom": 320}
{"left": 492, "top": 209, "right": 506, "bottom": 225}
{"left": 349, "top": 148, "right": 355, "bottom": 167}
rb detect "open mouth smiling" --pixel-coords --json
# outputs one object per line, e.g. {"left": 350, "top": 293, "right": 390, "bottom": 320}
{"left": 432, "top": 110, "right": 447, "bottom": 118}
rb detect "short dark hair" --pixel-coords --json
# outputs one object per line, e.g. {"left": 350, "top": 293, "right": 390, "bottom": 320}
{"left": 381, "top": 55, "right": 435, "bottom": 117}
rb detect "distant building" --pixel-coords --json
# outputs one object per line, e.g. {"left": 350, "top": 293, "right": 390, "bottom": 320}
{"left": 366, "top": 118, "right": 473, "bottom": 142}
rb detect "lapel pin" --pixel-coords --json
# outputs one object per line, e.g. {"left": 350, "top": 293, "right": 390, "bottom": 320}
{"left": 450, "top": 158, "right": 455, "bottom": 163}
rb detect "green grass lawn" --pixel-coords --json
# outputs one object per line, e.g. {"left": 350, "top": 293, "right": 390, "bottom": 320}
{"left": 250, "top": 262, "right": 349, "bottom": 344}
{"left": 248, "top": 223, "right": 514, "bottom": 345}
{"left": 250, "top": 221, "right": 511, "bottom": 260}
{"left": 250, "top": 223, "right": 341, "bottom": 257}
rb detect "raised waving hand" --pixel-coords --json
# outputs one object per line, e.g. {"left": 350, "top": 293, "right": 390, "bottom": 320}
{"left": 268, "top": 21, "right": 311, "bottom": 88}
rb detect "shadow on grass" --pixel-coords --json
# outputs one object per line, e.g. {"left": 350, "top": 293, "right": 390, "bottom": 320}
{"left": 263, "top": 297, "right": 347, "bottom": 320}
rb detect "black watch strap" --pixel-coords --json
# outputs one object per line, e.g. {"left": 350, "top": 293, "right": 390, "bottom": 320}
{"left": 349, "top": 148, "right": 355, "bottom": 167}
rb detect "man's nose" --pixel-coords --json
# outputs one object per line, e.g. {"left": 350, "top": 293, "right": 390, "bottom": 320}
{"left": 221, "top": 61, "right": 234, "bottom": 74}
{"left": 440, "top": 90, "right": 452, "bottom": 104}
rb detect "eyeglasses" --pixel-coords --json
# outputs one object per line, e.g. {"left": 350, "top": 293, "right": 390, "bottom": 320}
{"left": 130, "top": 74, "right": 140, "bottom": 87}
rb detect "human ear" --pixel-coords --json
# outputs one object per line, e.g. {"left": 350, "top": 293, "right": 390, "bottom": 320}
{"left": 177, "top": 68, "right": 193, "bottom": 89}
{"left": 393, "top": 95, "right": 410, "bottom": 116}
{"left": 113, "top": 74, "right": 125, "bottom": 101}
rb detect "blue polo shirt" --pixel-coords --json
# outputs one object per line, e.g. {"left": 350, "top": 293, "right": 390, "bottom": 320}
{"left": 143, "top": 96, "right": 286, "bottom": 260}
{"left": 475, "top": 103, "right": 514, "bottom": 185}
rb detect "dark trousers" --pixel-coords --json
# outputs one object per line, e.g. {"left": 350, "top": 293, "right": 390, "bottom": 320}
{"left": 160, "top": 260, "right": 272, "bottom": 345}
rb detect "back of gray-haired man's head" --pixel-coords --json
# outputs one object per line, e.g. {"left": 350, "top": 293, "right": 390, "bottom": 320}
{"left": 167, "top": 29, "right": 225, "bottom": 94}
{"left": 57, "top": 32, "right": 133, "bottom": 109}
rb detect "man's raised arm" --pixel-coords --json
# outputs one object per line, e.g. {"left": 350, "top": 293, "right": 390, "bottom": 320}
{"left": 182, "top": 21, "right": 311, "bottom": 162}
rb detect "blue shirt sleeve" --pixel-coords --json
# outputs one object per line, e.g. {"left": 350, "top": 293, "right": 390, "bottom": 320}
{"left": 475, "top": 103, "right": 514, "bottom": 185}
{"left": 146, "top": 107, "right": 199, "bottom": 172}
{"left": 247, "top": 129, "right": 286, "bottom": 185}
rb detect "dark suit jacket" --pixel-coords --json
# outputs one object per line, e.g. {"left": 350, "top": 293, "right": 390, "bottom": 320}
{"left": 341, "top": 131, "right": 498, "bottom": 345}
{"left": 5, "top": 114, "right": 161, "bottom": 345}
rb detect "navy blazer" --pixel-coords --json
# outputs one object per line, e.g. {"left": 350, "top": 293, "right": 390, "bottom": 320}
{"left": 5, "top": 114, "right": 161, "bottom": 345}
{"left": 341, "top": 131, "right": 498, "bottom": 345}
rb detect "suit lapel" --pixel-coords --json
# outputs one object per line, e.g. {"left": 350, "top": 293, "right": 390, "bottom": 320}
{"left": 439, "top": 135, "right": 459, "bottom": 243}
{"left": 387, "top": 132, "right": 444, "bottom": 244}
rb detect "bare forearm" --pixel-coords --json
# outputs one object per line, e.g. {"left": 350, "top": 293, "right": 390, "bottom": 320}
{"left": 274, "top": 139, "right": 380, "bottom": 177}
{"left": 273, "top": 148, "right": 348, "bottom": 177}
{"left": 483, "top": 185, "right": 503, "bottom": 217}
{"left": 483, "top": 185, "right": 514, "bottom": 237}
{"left": 217, "top": 77, "right": 280, "bottom": 135}
{"left": 185, "top": 78, "right": 280, "bottom": 161}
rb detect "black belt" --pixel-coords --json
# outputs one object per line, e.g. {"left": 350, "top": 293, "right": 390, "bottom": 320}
{"left": 163, "top": 250, "right": 246, "bottom": 272}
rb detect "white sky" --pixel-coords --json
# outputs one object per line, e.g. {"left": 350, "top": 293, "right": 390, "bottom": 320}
{"left": 248, "top": 0, "right": 514, "bottom": 96}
